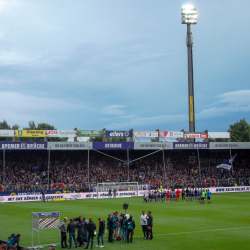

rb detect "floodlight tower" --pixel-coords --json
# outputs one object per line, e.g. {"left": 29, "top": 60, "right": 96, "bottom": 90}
{"left": 181, "top": 5, "right": 197, "bottom": 137}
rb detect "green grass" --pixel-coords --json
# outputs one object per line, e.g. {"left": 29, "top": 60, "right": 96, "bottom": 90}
{"left": 1, "top": 193, "right": 250, "bottom": 250}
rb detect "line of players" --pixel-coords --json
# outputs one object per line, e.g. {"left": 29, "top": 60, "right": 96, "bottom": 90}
{"left": 143, "top": 188, "right": 211, "bottom": 203}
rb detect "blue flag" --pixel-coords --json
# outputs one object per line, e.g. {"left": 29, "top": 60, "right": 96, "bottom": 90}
{"left": 216, "top": 154, "right": 237, "bottom": 173}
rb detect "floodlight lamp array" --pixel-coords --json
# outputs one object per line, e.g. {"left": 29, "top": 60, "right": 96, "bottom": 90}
{"left": 181, "top": 5, "right": 197, "bottom": 24}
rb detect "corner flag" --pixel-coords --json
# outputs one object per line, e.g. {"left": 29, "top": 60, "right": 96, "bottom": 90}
{"left": 216, "top": 154, "right": 237, "bottom": 173}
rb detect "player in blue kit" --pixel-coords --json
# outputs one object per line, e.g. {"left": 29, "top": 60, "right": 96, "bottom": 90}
{"left": 207, "top": 189, "right": 211, "bottom": 204}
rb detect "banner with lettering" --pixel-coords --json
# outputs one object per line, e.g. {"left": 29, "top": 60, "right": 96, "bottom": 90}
{"left": 0, "top": 142, "right": 47, "bottom": 150}
{"left": 77, "top": 130, "right": 105, "bottom": 137}
{"left": 15, "top": 130, "right": 46, "bottom": 137}
{"left": 133, "top": 131, "right": 158, "bottom": 138}
{"left": 93, "top": 142, "right": 134, "bottom": 150}
{"left": 106, "top": 131, "right": 132, "bottom": 137}
{"left": 47, "top": 130, "right": 76, "bottom": 137}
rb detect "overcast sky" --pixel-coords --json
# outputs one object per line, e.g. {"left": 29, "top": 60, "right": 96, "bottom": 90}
{"left": 0, "top": 0, "right": 250, "bottom": 133}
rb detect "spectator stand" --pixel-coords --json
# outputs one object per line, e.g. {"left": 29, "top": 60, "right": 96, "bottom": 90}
{"left": 31, "top": 212, "right": 60, "bottom": 249}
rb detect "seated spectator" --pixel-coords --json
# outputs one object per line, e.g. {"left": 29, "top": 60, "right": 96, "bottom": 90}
{"left": 6, "top": 234, "right": 21, "bottom": 247}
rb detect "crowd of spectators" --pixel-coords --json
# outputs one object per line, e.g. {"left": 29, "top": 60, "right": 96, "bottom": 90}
{"left": 0, "top": 149, "right": 250, "bottom": 192}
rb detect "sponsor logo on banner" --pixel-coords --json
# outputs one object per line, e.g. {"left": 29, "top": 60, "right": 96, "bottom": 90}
{"left": 15, "top": 130, "right": 46, "bottom": 137}
{"left": 173, "top": 142, "right": 209, "bottom": 149}
{"left": 159, "top": 131, "right": 183, "bottom": 138}
{"left": 93, "top": 142, "right": 134, "bottom": 150}
{"left": 47, "top": 130, "right": 76, "bottom": 137}
{"left": 0, "top": 130, "right": 14, "bottom": 137}
{"left": 48, "top": 142, "right": 92, "bottom": 150}
{"left": 185, "top": 133, "right": 207, "bottom": 138}
{"left": 134, "top": 142, "right": 173, "bottom": 150}
{"left": 0, "top": 142, "right": 47, "bottom": 150}
{"left": 133, "top": 131, "right": 158, "bottom": 137}
{"left": 106, "top": 131, "right": 132, "bottom": 137}
{"left": 77, "top": 130, "right": 104, "bottom": 137}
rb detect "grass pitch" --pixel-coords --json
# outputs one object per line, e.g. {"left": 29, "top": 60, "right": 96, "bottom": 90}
{"left": 1, "top": 193, "right": 250, "bottom": 250}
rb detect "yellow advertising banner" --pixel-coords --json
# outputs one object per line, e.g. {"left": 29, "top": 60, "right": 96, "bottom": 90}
{"left": 15, "top": 130, "right": 46, "bottom": 137}
{"left": 190, "top": 96, "right": 194, "bottom": 123}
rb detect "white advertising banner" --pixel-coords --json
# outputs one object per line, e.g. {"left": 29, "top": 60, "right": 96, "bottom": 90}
{"left": 134, "top": 142, "right": 173, "bottom": 150}
{"left": 48, "top": 142, "right": 92, "bottom": 150}
{"left": 210, "top": 142, "right": 250, "bottom": 149}
{"left": 47, "top": 130, "right": 76, "bottom": 137}
{"left": 185, "top": 133, "right": 207, "bottom": 138}
{"left": 0, "top": 130, "right": 14, "bottom": 137}
{"left": 208, "top": 132, "right": 230, "bottom": 139}
{"left": 159, "top": 131, "right": 184, "bottom": 138}
{"left": 1, "top": 187, "right": 250, "bottom": 203}
{"left": 133, "top": 131, "right": 158, "bottom": 137}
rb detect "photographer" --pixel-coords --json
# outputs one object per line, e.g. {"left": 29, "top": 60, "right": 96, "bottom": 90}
{"left": 127, "top": 215, "right": 135, "bottom": 244}
{"left": 121, "top": 214, "right": 127, "bottom": 242}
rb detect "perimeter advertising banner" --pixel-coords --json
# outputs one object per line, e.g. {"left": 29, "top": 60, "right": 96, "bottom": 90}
{"left": 173, "top": 142, "right": 209, "bottom": 149}
{"left": 77, "top": 130, "right": 104, "bottom": 137}
{"left": 159, "top": 131, "right": 184, "bottom": 138}
{"left": 1, "top": 187, "right": 250, "bottom": 203}
{"left": 15, "top": 130, "right": 46, "bottom": 137}
{"left": 210, "top": 142, "right": 250, "bottom": 149}
{"left": 133, "top": 131, "right": 158, "bottom": 137}
{"left": 0, "top": 142, "right": 47, "bottom": 150}
{"left": 48, "top": 142, "right": 92, "bottom": 150}
{"left": 134, "top": 142, "right": 173, "bottom": 150}
{"left": 0, "top": 130, "right": 14, "bottom": 137}
{"left": 185, "top": 133, "right": 207, "bottom": 139}
{"left": 106, "top": 130, "right": 132, "bottom": 137}
{"left": 93, "top": 142, "right": 134, "bottom": 150}
{"left": 47, "top": 130, "right": 76, "bottom": 137}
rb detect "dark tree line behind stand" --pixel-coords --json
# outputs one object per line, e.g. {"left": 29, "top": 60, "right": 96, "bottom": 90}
{"left": 0, "top": 120, "right": 67, "bottom": 142}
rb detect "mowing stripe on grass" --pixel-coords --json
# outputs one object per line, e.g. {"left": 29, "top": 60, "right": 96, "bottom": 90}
{"left": 134, "top": 226, "right": 250, "bottom": 237}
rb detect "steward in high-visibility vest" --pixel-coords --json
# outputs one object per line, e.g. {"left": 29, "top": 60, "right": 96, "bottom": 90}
{"left": 127, "top": 188, "right": 130, "bottom": 191}
{"left": 159, "top": 185, "right": 162, "bottom": 191}
{"left": 63, "top": 190, "right": 67, "bottom": 193}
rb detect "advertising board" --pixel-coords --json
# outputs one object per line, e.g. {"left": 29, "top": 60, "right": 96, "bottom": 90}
{"left": 0, "top": 130, "right": 14, "bottom": 137}
{"left": 48, "top": 142, "right": 92, "bottom": 150}
{"left": 77, "top": 130, "right": 104, "bottom": 137}
{"left": 47, "top": 130, "right": 76, "bottom": 137}
{"left": 93, "top": 142, "right": 134, "bottom": 150}
{"left": 0, "top": 142, "right": 47, "bottom": 150}
{"left": 134, "top": 142, "right": 173, "bottom": 150}
{"left": 15, "top": 130, "right": 46, "bottom": 137}
{"left": 1, "top": 187, "right": 249, "bottom": 203}
{"left": 173, "top": 142, "right": 209, "bottom": 149}
{"left": 159, "top": 131, "right": 184, "bottom": 138}
{"left": 106, "top": 130, "right": 132, "bottom": 137}
{"left": 133, "top": 131, "right": 158, "bottom": 137}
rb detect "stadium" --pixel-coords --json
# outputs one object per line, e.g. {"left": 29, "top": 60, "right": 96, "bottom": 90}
{"left": 1, "top": 2, "right": 250, "bottom": 250}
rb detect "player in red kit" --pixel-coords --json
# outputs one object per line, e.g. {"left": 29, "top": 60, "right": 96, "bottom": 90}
{"left": 167, "top": 189, "right": 170, "bottom": 202}
{"left": 176, "top": 189, "right": 181, "bottom": 202}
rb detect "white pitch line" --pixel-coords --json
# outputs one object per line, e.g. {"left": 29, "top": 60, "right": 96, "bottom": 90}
{"left": 134, "top": 226, "right": 250, "bottom": 237}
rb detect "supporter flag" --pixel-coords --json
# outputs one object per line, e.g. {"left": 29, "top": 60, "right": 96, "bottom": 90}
{"left": 216, "top": 154, "right": 237, "bottom": 173}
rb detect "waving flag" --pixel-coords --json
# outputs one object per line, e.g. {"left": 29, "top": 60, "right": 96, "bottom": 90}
{"left": 216, "top": 154, "right": 237, "bottom": 173}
